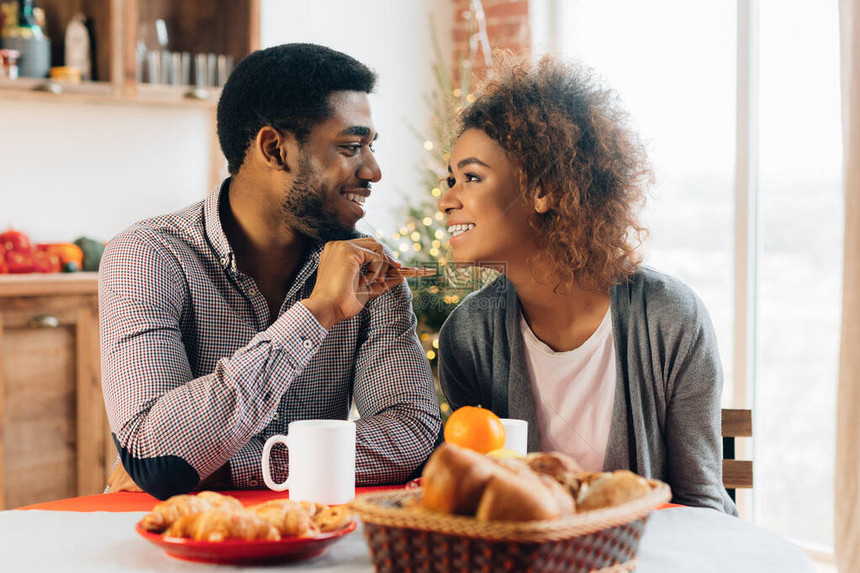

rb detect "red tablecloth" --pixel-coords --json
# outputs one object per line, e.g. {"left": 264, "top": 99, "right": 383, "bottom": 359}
{"left": 16, "top": 485, "right": 410, "bottom": 513}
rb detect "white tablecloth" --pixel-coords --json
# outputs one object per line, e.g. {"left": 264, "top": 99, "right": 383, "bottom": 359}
{"left": 0, "top": 507, "right": 815, "bottom": 572}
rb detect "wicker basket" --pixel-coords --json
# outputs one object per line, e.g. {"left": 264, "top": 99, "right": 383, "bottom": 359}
{"left": 350, "top": 482, "right": 671, "bottom": 573}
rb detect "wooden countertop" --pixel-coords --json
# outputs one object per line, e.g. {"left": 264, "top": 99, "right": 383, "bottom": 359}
{"left": 0, "top": 273, "right": 99, "bottom": 298}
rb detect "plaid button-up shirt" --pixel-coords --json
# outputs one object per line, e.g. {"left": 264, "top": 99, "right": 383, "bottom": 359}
{"left": 99, "top": 180, "right": 441, "bottom": 496}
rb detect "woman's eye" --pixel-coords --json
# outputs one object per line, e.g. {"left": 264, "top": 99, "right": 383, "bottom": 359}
{"left": 465, "top": 173, "right": 481, "bottom": 183}
{"left": 446, "top": 176, "right": 456, "bottom": 189}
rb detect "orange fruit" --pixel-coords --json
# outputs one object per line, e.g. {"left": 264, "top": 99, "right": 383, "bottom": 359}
{"left": 444, "top": 406, "right": 506, "bottom": 454}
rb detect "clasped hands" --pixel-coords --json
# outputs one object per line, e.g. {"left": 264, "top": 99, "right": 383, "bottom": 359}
{"left": 301, "top": 237, "right": 416, "bottom": 329}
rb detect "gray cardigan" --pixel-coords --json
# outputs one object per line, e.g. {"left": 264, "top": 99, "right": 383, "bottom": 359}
{"left": 438, "top": 267, "right": 738, "bottom": 515}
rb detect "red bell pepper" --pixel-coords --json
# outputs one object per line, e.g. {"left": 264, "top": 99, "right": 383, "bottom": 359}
{"left": 32, "top": 250, "right": 62, "bottom": 273}
{"left": 0, "top": 228, "right": 32, "bottom": 253}
{"left": 5, "top": 250, "right": 35, "bottom": 273}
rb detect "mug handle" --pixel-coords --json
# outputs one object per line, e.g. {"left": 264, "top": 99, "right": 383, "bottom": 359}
{"left": 261, "top": 434, "right": 290, "bottom": 491}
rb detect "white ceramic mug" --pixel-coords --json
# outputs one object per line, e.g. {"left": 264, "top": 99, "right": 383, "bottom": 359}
{"left": 499, "top": 418, "right": 528, "bottom": 455}
{"left": 261, "top": 419, "right": 356, "bottom": 505}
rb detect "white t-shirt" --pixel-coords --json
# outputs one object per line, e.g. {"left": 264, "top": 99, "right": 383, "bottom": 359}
{"left": 520, "top": 308, "right": 617, "bottom": 471}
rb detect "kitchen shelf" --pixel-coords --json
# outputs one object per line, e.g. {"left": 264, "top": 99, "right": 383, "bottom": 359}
{"left": 0, "top": 0, "right": 259, "bottom": 107}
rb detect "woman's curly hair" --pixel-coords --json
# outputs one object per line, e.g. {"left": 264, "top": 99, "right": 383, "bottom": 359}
{"left": 459, "top": 54, "right": 652, "bottom": 292}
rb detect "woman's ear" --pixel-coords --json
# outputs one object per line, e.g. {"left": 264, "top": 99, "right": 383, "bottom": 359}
{"left": 533, "top": 185, "right": 551, "bottom": 214}
{"left": 256, "top": 126, "right": 296, "bottom": 172}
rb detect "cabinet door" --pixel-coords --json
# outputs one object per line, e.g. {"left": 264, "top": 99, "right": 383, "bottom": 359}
{"left": 0, "top": 294, "right": 107, "bottom": 509}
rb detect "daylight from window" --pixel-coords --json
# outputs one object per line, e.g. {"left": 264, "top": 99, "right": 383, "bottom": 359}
{"left": 556, "top": 0, "right": 841, "bottom": 551}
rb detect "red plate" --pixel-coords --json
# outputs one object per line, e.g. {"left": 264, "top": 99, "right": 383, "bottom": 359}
{"left": 135, "top": 519, "right": 357, "bottom": 564}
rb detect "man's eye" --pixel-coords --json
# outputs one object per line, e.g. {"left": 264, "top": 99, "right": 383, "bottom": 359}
{"left": 342, "top": 144, "right": 361, "bottom": 154}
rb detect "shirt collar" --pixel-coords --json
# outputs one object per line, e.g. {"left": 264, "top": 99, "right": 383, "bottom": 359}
{"left": 204, "top": 177, "right": 326, "bottom": 276}
{"left": 204, "top": 178, "right": 236, "bottom": 272}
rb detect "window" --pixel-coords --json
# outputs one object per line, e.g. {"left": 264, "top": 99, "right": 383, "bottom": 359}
{"left": 536, "top": 0, "right": 842, "bottom": 553}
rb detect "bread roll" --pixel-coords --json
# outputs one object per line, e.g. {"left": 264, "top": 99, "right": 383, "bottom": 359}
{"left": 576, "top": 470, "right": 651, "bottom": 511}
{"left": 476, "top": 471, "right": 575, "bottom": 522}
{"left": 422, "top": 443, "right": 497, "bottom": 515}
{"left": 525, "top": 452, "right": 582, "bottom": 478}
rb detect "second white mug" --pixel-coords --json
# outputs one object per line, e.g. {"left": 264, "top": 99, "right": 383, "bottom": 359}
{"left": 261, "top": 419, "right": 356, "bottom": 505}
{"left": 499, "top": 418, "right": 528, "bottom": 455}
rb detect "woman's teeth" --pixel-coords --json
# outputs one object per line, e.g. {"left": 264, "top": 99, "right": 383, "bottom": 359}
{"left": 448, "top": 224, "right": 475, "bottom": 237}
{"left": 344, "top": 193, "right": 366, "bottom": 206}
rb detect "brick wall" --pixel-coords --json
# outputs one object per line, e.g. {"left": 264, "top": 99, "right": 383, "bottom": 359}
{"left": 451, "top": 0, "right": 531, "bottom": 85}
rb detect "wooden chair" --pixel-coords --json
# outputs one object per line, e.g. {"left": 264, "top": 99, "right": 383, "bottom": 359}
{"left": 722, "top": 409, "right": 753, "bottom": 501}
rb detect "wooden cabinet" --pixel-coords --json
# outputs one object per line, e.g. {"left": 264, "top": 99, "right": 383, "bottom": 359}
{"left": 0, "top": 273, "right": 112, "bottom": 509}
{"left": 0, "top": 0, "right": 260, "bottom": 106}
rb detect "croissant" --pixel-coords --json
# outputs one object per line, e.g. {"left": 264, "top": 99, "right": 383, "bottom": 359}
{"left": 298, "top": 500, "right": 326, "bottom": 518}
{"left": 140, "top": 494, "right": 218, "bottom": 532}
{"left": 195, "top": 491, "right": 245, "bottom": 513}
{"left": 314, "top": 505, "right": 352, "bottom": 532}
{"left": 164, "top": 509, "right": 280, "bottom": 542}
{"left": 250, "top": 500, "right": 319, "bottom": 538}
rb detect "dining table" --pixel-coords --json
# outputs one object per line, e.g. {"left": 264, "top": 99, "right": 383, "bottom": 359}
{"left": 1, "top": 486, "right": 815, "bottom": 572}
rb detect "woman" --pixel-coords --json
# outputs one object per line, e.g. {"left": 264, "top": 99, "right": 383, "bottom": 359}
{"left": 437, "top": 55, "right": 736, "bottom": 515}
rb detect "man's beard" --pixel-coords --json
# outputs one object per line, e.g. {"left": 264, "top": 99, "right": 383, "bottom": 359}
{"left": 281, "top": 156, "right": 361, "bottom": 242}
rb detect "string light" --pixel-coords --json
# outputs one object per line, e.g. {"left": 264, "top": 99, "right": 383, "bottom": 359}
{"left": 399, "top": 226, "right": 408, "bottom": 235}
{"left": 410, "top": 231, "right": 420, "bottom": 241}
{"left": 431, "top": 187, "right": 442, "bottom": 198}
{"left": 426, "top": 350, "right": 436, "bottom": 360}
{"left": 422, "top": 217, "right": 433, "bottom": 226}
{"left": 399, "top": 242, "right": 409, "bottom": 252}
{"left": 453, "top": 88, "right": 461, "bottom": 97}
{"left": 392, "top": 232, "right": 400, "bottom": 240}
{"left": 432, "top": 338, "right": 439, "bottom": 349}
{"left": 412, "top": 243, "right": 421, "bottom": 252}
{"left": 424, "top": 141, "right": 434, "bottom": 151}
{"left": 434, "top": 212, "right": 444, "bottom": 221}
{"left": 432, "top": 240, "right": 441, "bottom": 248}
{"left": 407, "top": 223, "right": 416, "bottom": 231}
{"left": 429, "top": 247, "right": 439, "bottom": 257}
{"left": 434, "top": 229, "right": 445, "bottom": 239}
{"left": 420, "top": 333, "right": 430, "bottom": 341}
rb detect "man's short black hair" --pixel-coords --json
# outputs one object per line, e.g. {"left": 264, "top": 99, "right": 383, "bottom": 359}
{"left": 217, "top": 43, "right": 377, "bottom": 175}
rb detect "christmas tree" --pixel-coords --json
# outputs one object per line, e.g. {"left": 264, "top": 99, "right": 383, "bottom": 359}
{"left": 386, "top": 1, "right": 496, "bottom": 420}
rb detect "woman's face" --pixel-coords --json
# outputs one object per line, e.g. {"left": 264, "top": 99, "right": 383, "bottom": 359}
{"left": 439, "top": 128, "right": 537, "bottom": 267}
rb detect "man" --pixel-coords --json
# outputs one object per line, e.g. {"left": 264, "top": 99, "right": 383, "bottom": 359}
{"left": 99, "top": 44, "right": 441, "bottom": 500}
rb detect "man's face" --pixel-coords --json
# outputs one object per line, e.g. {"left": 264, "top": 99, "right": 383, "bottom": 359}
{"left": 281, "top": 91, "right": 381, "bottom": 242}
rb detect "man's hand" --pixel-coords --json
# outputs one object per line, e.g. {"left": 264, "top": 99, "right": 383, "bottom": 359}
{"left": 301, "top": 238, "right": 404, "bottom": 329}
